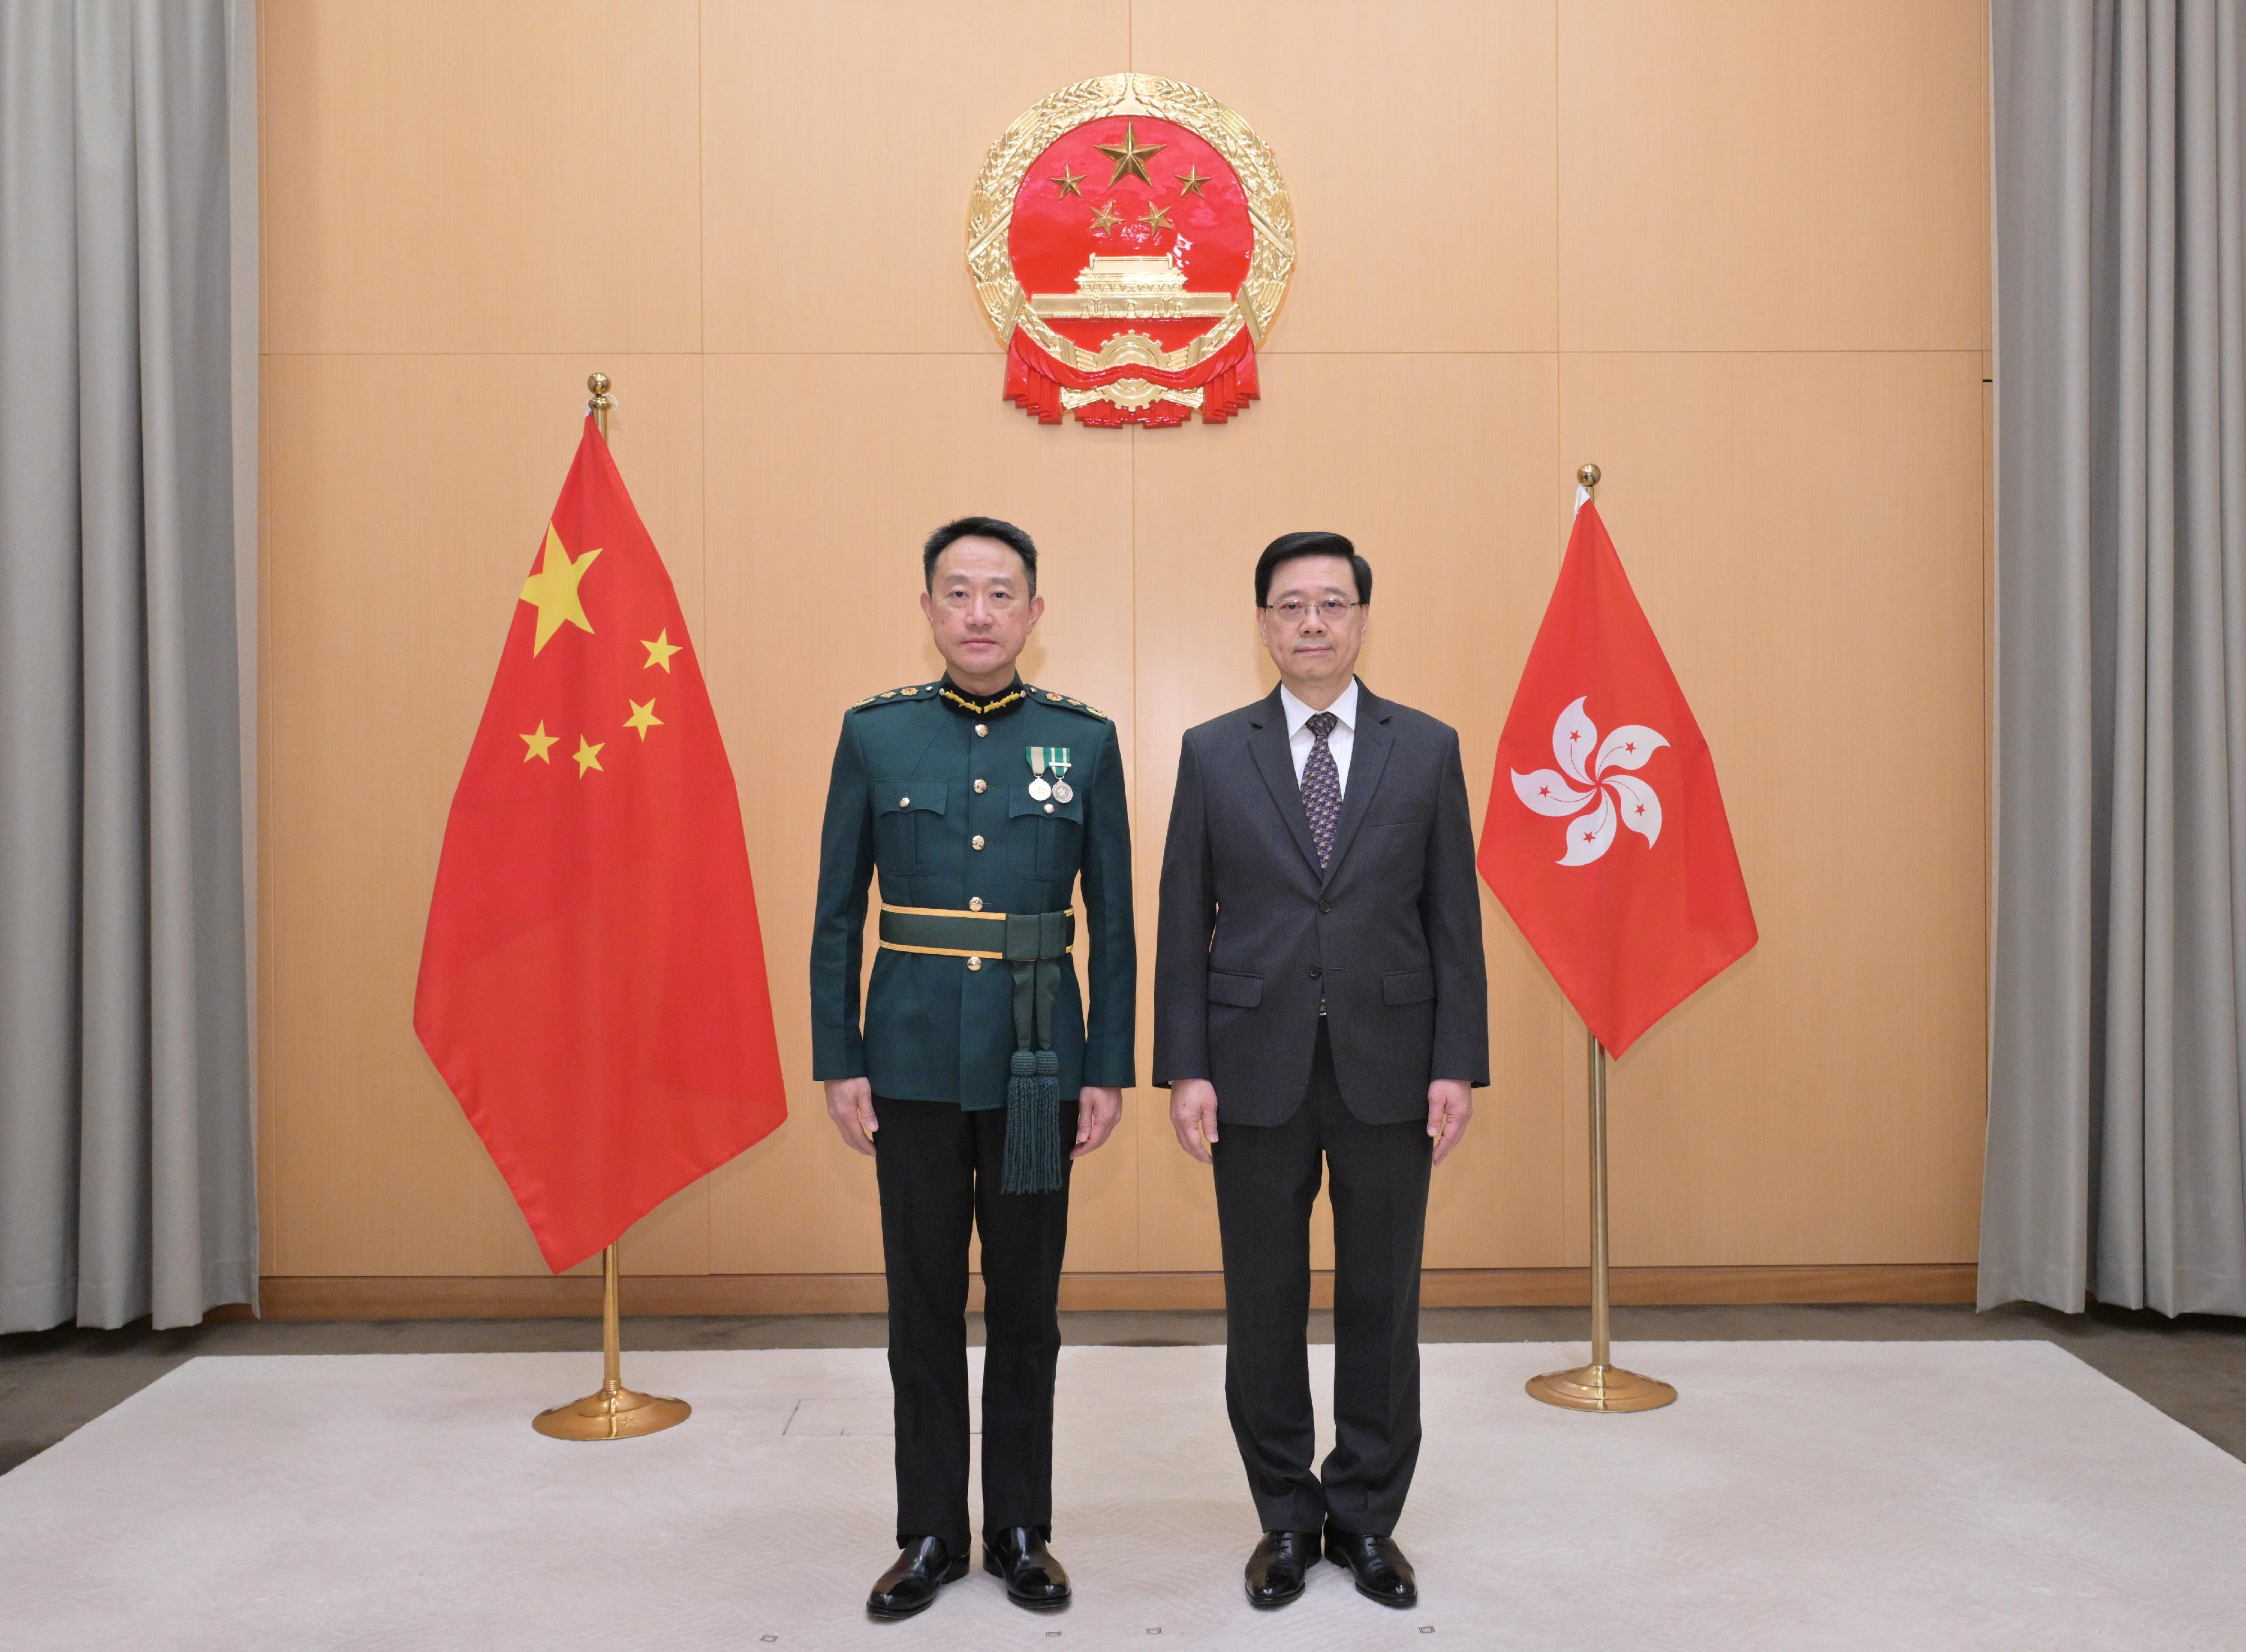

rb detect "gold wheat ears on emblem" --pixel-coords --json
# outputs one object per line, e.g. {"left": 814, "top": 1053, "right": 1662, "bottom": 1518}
{"left": 966, "top": 74, "right": 1295, "bottom": 373}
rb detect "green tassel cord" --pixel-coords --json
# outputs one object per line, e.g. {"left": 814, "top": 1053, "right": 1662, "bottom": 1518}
{"left": 1002, "top": 1049, "right": 1065, "bottom": 1195}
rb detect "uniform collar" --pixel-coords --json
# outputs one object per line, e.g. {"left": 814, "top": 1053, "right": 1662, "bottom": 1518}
{"left": 1279, "top": 676, "right": 1359, "bottom": 736}
{"left": 937, "top": 674, "right": 1029, "bottom": 719}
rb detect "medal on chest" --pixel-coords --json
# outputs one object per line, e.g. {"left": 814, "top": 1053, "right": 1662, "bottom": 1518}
{"left": 1027, "top": 745, "right": 1074, "bottom": 803}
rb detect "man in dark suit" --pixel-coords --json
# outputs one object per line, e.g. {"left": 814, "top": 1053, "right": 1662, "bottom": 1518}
{"left": 1154, "top": 531, "right": 1488, "bottom": 1612}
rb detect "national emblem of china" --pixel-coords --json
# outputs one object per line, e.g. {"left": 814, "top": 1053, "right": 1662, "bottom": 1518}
{"left": 967, "top": 74, "right": 1294, "bottom": 428}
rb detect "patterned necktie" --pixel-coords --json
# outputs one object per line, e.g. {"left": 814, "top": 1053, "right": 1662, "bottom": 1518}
{"left": 1302, "top": 710, "right": 1341, "bottom": 869}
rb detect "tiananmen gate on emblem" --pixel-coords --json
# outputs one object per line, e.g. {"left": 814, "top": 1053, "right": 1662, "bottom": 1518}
{"left": 967, "top": 75, "right": 1294, "bottom": 427}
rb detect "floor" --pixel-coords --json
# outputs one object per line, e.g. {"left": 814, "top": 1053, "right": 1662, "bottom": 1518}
{"left": 5, "top": 1299, "right": 2244, "bottom": 1477}
{"left": 7, "top": 1338, "right": 2245, "bottom": 1649}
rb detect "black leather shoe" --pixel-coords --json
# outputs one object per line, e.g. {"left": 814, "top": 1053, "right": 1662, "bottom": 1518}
{"left": 1324, "top": 1521, "right": 1418, "bottom": 1608}
{"left": 983, "top": 1525, "right": 1071, "bottom": 1610}
{"left": 1244, "top": 1529, "right": 1321, "bottom": 1609}
{"left": 866, "top": 1536, "right": 967, "bottom": 1619}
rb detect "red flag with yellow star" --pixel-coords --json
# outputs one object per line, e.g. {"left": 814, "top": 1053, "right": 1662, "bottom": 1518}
{"left": 414, "top": 415, "right": 786, "bottom": 1271}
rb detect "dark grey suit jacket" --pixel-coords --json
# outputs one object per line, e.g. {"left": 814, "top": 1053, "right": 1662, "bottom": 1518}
{"left": 1153, "top": 683, "right": 1490, "bottom": 1126}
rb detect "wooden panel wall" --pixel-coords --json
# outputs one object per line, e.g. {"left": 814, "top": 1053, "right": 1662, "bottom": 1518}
{"left": 257, "top": 0, "right": 1991, "bottom": 1285}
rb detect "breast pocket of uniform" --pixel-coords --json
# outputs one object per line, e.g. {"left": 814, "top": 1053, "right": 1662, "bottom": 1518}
{"left": 874, "top": 779, "right": 946, "bottom": 876}
{"left": 1010, "top": 783, "right": 1084, "bottom": 878}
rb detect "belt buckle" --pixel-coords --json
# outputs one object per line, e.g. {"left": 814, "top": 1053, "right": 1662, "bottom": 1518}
{"left": 1000, "top": 909, "right": 1069, "bottom": 961}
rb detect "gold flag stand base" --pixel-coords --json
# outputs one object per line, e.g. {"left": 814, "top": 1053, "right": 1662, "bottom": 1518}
{"left": 532, "top": 1241, "right": 691, "bottom": 1441}
{"left": 533, "top": 1378, "right": 691, "bottom": 1441}
{"left": 1525, "top": 1362, "right": 1678, "bottom": 1414}
{"left": 1526, "top": 1022, "right": 1677, "bottom": 1415}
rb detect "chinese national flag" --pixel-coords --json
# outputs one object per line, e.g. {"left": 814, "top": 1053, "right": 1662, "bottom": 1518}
{"left": 414, "top": 417, "right": 786, "bottom": 1271}
{"left": 1477, "top": 497, "right": 1756, "bottom": 1056}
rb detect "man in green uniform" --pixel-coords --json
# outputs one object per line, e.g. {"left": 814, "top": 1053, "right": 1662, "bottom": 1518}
{"left": 811, "top": 516, "right": 1134, "bottom": 1620}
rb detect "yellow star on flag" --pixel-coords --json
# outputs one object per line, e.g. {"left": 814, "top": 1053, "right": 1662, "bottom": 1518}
{"left": 1094, "top": 122, "right": 1165, "bottom": 187}
{"left": 642, "top": 629, "right": 682, "bottom": 672}
{"left": 521, "top": 721, "right": 558, "bottom": 763}
{"left": 1051, "top": 165, "right": 1084, "bottom": 198}
{"left": 572, "top": 735, "right": 604, "bottom": 777}
{"left": 519, "top": 524, "right": 600, "bottom": 656}
{"left": 1175, "top": 164, "right": 1211, "bottom": 196}
{"left": 1139, "top": 202, "right": 1172, "bottom": 232}
{"left": 1090, "top": 201, "right": 1120, "bottom": 234}
{"left": 624, "top": 697, "right": 663, "bottom": 740}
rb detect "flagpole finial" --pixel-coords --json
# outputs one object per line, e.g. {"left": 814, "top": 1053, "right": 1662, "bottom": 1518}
{"left": 587, "top": 372, "right": 614, "bottom": 441}
{"left": 1577, "top": 463, "right": 1601, "bottom": 491}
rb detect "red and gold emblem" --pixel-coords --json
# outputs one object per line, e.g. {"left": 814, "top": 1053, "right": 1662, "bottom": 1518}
{"left": 967, "top": 75, "right": 1294, "bottom": 428}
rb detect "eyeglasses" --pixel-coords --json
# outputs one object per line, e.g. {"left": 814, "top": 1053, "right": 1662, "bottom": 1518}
{"left": 1264, "top": 596, "right": 1361, "bottom": 625}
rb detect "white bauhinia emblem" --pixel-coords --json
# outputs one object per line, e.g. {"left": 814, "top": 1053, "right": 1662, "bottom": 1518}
{"left": 1512, "top": 696, "right": 1669, "bottom": 867}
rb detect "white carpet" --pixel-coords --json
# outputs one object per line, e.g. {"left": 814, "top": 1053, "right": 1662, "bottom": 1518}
{"left": 3, "top": 1342, "right": 2243, "bottom": 1650}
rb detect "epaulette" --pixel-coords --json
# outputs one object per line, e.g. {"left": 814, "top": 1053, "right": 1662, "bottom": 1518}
{"left": 1026, "top": 686, "right": 1111, "bottom": 720}
{"left": 850, "top": 682, "right": 939, "bottom": 710}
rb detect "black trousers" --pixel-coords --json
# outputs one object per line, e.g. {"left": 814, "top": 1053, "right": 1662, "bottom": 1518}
{"left": 1211, "top": 1021, "right": 1432, "bottom": 1536}
{"left": 873, "top": 1093, "right": 1072, "bottom": 1554}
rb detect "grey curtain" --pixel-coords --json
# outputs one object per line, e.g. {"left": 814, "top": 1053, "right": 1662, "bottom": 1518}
{"left": 1984, "top": 0, "right": 2246, "bottom": 1315}
{"left": 0, "top": 0, "right": 256, "bottom": 1331}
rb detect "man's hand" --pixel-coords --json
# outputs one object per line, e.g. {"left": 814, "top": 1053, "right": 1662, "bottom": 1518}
{"left": 1170, "top": 1079, "right": 1221, "bottom": 1164}
{"left": 1426, "top": 1079, "right": 1472, "bottom": 1166}
{"left": 825, "top": 1077, "right": 879, "bottom": 1156}
{"left": 1072, "top": 1086, "right": 1122, "bottom": 1158}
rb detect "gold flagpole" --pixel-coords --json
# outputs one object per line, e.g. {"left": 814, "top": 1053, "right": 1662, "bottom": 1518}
{"left": 532, "top": 372, "right": 692, "bottom": 1442}
{"left": 1526, "top": 465, "right": 1677, "bottom": 1415}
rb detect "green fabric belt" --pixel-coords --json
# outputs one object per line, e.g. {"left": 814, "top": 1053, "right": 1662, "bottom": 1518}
{"left": 877, "top": 907, "right": 1074, "bottom": 960}
{"left": 878, "top": 905, "right": 1072, "bottom": 1196}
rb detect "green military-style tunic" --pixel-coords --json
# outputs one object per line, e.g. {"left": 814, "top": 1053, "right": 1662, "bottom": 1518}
{"left": 810, "top": 676, "right": 1135, "bottom": 1113}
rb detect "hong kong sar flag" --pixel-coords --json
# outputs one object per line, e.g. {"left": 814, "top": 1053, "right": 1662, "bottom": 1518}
{"left": 1477, "top": 495, "right": 1757, "bottom": 1056}
{"left": 414, "top": 415, "right": 787, "bottom": 1271}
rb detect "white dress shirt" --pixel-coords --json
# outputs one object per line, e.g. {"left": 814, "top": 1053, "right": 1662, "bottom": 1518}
{"left": 1279, "top": 678, "right": 1360, "bottom": 798}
